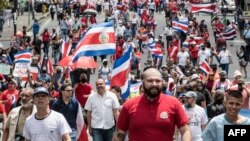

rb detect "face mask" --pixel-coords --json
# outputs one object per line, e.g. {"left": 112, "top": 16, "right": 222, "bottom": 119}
{"left": 81, "top": 78, "right": 87, "bottom": 83}
{"left": 42, "top": 70, "right": 46, "bottom": 73}
{"left": 201, "top": 48, "right": 205, "bottom": 51}
{"left": 220, "top": 78, "right": 226, "bottom": 82}
{"left": 103, "top": 62, "right": 108, "bottom": 66}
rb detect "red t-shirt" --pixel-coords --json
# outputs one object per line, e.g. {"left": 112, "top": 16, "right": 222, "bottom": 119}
{"left": 118, "top": 94, "right": 189, "bottom": 141}
{"left": 0, "top": 103, "right": 5, "bottom": 114}
{"left": 0, "top": 89, "right": 19, "bottom": 115}
{"left": 189, "top": 46, "right": 199, "bottom": 58}
{"left": 75, "top": 83, "right": 93, "bottom": 107}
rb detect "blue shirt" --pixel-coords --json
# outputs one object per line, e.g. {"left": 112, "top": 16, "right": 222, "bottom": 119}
{"left": 243, "top": 29, "right": 250, "bottom": 39}
{"left": 52, "top": 97, "right": 79, "bottom": 130}
{"left": 202, "top": 114, "right": 250, "bottom": 141}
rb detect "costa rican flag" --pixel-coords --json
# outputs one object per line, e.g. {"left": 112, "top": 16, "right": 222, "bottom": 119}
{"left": 14, "top": 49, "right": 31, "bottom": 63}
{"left": 190, "top": 3, "right": 216, "bottom": 14}
{"left": 76, "top": 103, "right": 88, "bottom": 141}
{"left": 147, "top": 40, "right": 156, "bottom": 52}
{"left": 110, "top": 46, "right": 132, "bottom": 100}
{"left": 172, "top": 21, "right": 188, "bottom": 34}
{"left": 61, "top": 41, "right": 72, "bottom": 58}
{"left": 215, "top": 26, "right": 237, "bottom": 40}
{"left": 193, "top": 37, "right": 205, "bottom": 47}
{"left": 73, "top": 22, "right": 116, "bottom": 62}
{"left": 38, "top": 55, "right": 53, "bottom": 75}
{"left": 199, "top": 61, "right": 212, "bottom": 75}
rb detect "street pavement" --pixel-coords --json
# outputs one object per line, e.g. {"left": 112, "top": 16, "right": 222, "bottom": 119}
{"left": 0, "top": 12, "right": 50, "bottom": 41}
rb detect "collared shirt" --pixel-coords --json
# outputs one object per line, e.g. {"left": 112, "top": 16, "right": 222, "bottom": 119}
{"left": 85, "top": 91, "right": 120, "bottom": 129}
{"left": 52, "top": 98, "right": 79, "bottom": 130}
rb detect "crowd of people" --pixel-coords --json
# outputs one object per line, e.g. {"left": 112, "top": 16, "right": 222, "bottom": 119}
{"left": 0, "top": 0, "right": 250, "bottom": 141}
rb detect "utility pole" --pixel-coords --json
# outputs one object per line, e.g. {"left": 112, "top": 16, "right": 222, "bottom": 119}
{"left": 13, "top": 0, "right": 18, "bottom": 36}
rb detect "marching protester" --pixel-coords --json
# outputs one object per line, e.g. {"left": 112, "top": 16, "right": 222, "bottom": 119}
{"left": 23, "top": 87, "right": 72, "bottom": 141}
{"left": 85, "top": 78, "right": 120, "bottom": 141}
{"left": 2, "top": 87, "right": 36, "bottom": 141}
{"left": 202, "top": 90, "right": 250, "bottom": 141}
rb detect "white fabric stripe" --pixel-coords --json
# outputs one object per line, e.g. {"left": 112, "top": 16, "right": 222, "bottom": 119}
{"left": 88, "top": 27, "right": 114, "bottom": 34}
{"left": 111, "top": 59, "right": 130, "bottom": 77}
{"left": 74, "top": 43, "right": 116, "bottom": 54}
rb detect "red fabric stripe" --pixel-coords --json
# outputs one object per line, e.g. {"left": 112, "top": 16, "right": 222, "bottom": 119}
{"left": 15, "top": 54, "right": 31, "bottom": 59}
{"left": 78, "top": 32, "right": 116, "bottom": 46}
{"left": 110, "top": 70, "right": 128, "bottom": 87}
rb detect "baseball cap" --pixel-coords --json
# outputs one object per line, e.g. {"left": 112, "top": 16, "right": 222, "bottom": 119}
{"left": 184, "top": 91, "right": 197, "bottom": 98}
{"left": 219, "top": 71, "right": 227, "bottom": 78}
{"left": 33, "top": 87, "right": 49, "bottom": 96}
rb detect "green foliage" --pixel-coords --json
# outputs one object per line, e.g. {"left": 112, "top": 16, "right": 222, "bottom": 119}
{"left": 0, "top": 0, "right": 9, "bottom": 11}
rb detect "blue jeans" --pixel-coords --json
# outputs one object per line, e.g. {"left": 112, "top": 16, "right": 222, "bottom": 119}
{"left": 92, "top": 127, "right": 115, "bottom": 141}
{"left": 220, "top": 63, "right": 229, "bottom": 75}
{"left": 71, "top": 129, "right": 77, "bottom": 141}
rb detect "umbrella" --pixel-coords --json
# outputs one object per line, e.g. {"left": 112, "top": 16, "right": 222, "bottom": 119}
{"left": 83, "top": 9, "right": 97, "bottom": 15}
{"left": 58, "top": 56, "right": 98, "bottom": 68}
{"left": 73, "top": 56, "right": 98, "bottom": 69}
{"left": 58, "top": 56, "right": 73, "bottom": 66}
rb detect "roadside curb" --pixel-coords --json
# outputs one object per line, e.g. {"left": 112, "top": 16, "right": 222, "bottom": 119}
{"left": 0, "top": 13, "right": 50, "bottom": 41}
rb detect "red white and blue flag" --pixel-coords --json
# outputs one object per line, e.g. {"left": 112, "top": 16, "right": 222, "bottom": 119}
{"left": 76, "top": 103, "right": 88, "bottom": 141}
{"left": 14, "top": 49, "right": 31, "bottom": 63}
{"left": 199, "top": 61, "right": 212, "bottom": 75}
{"left": 110, "top": 46, "right": 132, "bottom": 100}
{"left": 172, "top": 21, "right": 188, "bottom": 33}
{"left": 216, "top": 25, "right": 237, "bottom": 40}
{"left": 61, "top": 41, "right": 72, "bottom": 58}
{"left": 38, "top": 55, "right": 53, "bottom": 75}
{"left": 190, "top": 3, "right": 216, "bottom": 14}
{"left": 73, "top": 22, "right": 116, "bottom": 62}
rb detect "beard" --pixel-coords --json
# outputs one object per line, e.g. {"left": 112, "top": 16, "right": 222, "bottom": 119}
{"left": 185, "top": 103, "right": 192, "bottom": 109}
{"left": 21, "top": 99, "right": 32, "bottom": 109}
{"left": 143, "top": 83, "right": 162, "bottom": 99}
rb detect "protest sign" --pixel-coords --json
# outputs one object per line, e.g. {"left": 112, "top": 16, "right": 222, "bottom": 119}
{"left": 13, "top": 63, "right": 29, "bottom": 77}
{"left": 0, "top": 64, "right": 11, "bottom": 75}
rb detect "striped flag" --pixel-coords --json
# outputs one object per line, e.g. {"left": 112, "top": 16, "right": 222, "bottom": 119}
{"left": 110, "top": 46, "right": 132, "bottom": 100}
{"left": 215, "top": 25, "right": 237, "bottom": 40}
{"left": 76, "top": 103, "right": 88, "bottom": 141}
{"left": 199, "top": 61, "right": 212, "bottom": 75}
{"left": 38, "top": 55, "right": 53, "bottom": 75}
{"left": 73, "top": 22, "right": 116, "bottom": 62}
{"left": 172, "top": 21, "right": 188, "bottom": 34}
{"left": 61, "top": 41, "right": 72, "bottom": 58}
{"left": 190, "top": 3, "right": 216, "bottom": 14}
{"left": 14, "top": 49, "right": 31, "bottom": 63}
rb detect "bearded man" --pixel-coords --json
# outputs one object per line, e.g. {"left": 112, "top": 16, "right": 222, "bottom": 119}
{"left": 114, "top": 67, "right": 192, "bottom": 141}
{"left": 2, "top": 87, "right": 37, "bottom": 141}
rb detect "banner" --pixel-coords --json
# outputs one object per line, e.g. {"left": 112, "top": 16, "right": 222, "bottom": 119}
{"left": 13, "top": 63, "right": 29, "bottom": 77}
{"left": 0, "top": 64, "right": 11, "bottom": 75}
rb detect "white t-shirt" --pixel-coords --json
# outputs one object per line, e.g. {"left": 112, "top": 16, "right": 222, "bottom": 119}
{"left": 85, "top": 91, "right": 120, "bottom": 129}
{"left": 178, "top": 105, "right": 208, "bottom": 141}
{"left": 23, "top": 110, "right": 72, "bottom": 141}
{"left": 218, "top": 50, "right": 231, "bottom": 64}
{"left": 198, "top": 50, "right": 210, "bottom": 64}
{"left": 177, "top": 51, "right": 190, "bottom": 66}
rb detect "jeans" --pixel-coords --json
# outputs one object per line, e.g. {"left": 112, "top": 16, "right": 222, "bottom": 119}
{"left": 43, "top": 41, "right": 49, "bottom": 55}
{"left": 92, "top": 127, "right": 115, "bottom": 141}
{"left": 220, "top": 63, "right": 229, "bottom": 75}
{"left": 70, "top": 129, "right": 77, "bottom": 141}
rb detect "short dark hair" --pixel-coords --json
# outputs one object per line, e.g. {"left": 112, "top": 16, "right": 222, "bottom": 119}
{"left": 225, "top": 90, "right": 243, "bottom": 100}
{"left": 60, "top": 83, "right": 72, "bottom": 91}
{"left": 110, "top": 86, "right": 121, "bottom": 94}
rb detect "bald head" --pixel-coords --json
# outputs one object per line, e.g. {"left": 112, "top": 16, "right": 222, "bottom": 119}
{"left": 142, "top": 68, "right": 162, "bottom": 80}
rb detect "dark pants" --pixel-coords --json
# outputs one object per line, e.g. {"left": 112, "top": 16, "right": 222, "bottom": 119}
{"left": 43, "top": 41, "right": 49, "bottom": 55}
{"left": 50, "top": 12, "right": 55, "bottom": 20}
{"left": 220, "top": 63, "right": 229, "bottom": 75}
{"left": 92, "top": 127, "right": 115, "bottom": 141}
